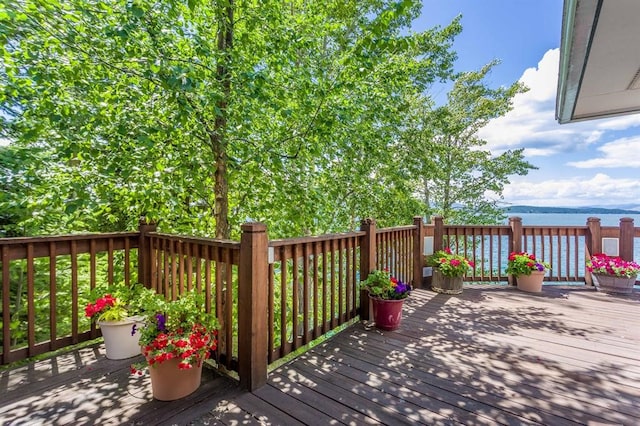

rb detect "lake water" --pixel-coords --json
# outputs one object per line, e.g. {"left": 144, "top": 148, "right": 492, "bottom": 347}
{"left": 503, "top": 213, "right": 640, "bottom": 227}
{"left": 492, "top": 213, "right": 640, "bottom": 279}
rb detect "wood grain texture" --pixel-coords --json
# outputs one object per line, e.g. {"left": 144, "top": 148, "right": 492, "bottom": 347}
{"left": 2, "top": 286, "right": 639, "bottom": 425}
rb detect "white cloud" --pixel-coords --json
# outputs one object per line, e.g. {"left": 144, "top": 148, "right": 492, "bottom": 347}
{"left": 478, "top": 48, "right": 640, "bottom": 157}
{"left": 501, "top": 173, "right": 640, "bottom": 207}
{"left": 568, "top": 136, "right": 640, "bottom": 168}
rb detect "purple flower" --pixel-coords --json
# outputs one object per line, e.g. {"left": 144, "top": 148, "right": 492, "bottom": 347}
{"left": 131, "top": 324, "right": 137, "bottom": 336}
{"left": 155, "top": 313, "right": 166, "bottom": 332}
{"left": 535, "top": 263, "right": 545, "bottom": 271}
{"left": 394, "top": 281, "right": 409, "bottom": 294}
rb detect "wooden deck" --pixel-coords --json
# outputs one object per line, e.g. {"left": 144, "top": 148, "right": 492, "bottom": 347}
{"left": 2, "top": 285, "right": 639, "bottom": 425}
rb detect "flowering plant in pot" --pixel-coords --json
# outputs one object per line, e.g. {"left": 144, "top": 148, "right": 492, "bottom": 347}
{"left": 505, "top": 252, "right": 550, "bottom": 275}
{"left": 360, "top": 269, "right": 411, "bottom": 300}
{"left": 425, "top": 247, "right": 475, "bottom": 277}
{"left": 505, "top": 252, "right": 550, "bottom": 293}
{"left": 587, "top": 253, "right": 639, "bottom": 294}
{"left": 425, "top": 247, "right": 474, "bottom": 294}
{"left": 132, "top": 291, "right": 219, "bottom": 400}
{"left": 586, "top": 253, "right": 640, "bottom": 278}
{"left": 360, "top": 269, "right": 410, "bottom": 331}
{"left": 84, "top": 283, "right": 149, "bottom": 359}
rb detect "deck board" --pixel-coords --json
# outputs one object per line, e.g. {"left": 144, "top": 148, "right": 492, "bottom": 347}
{"left": 2, "top": 285, "right": 639, "bottom": 425}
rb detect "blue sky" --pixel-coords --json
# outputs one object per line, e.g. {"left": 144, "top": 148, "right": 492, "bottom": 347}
{"left": 414, "top": 1, "right": 640, "bottom": 210}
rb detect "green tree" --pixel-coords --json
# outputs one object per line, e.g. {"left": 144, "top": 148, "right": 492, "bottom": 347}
{"left": 404, "top": 61, "right": 535, "bottom": 224}
{"left": 1, "top": 0, "right": 461, "bottom": 238}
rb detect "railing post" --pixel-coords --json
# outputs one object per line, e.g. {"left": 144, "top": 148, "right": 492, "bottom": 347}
{"left": 585, "top": 217, "right": 601, "bottom": 286}
{"left": 238, "top": 222, "right": 269, "bottom": 391}
{"left": 138, "top": 217, "right": 157, "bottom": 289}
{"left": 412, "top": 216, "right": 425, "bottom": 289}
{"left": 432, "top": 215, "right": 444, "bottom": 252}
{"left": 508, "top": 217, "right": 523, "bottom": 286}
{"left": 619, "top": 217, "right": 634, "bottom": 261}
{"left": 359, "top": 218, "right": 376, "bottom": 321}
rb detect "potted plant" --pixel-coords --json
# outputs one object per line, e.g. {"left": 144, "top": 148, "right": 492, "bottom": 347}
{"left": 587, "top": 253, "right": 639, "bottom": 294}
{"left": 84, "top": 283, "right": 148, "bottom": 360}
{"left": 360, "top": 269, "right": 411, "bottom": 331}
{"left": 425, "top": 247, "right": 474, "bottom": 294}
{"left": 131, "top": 291, "right": 219, "bottom": 401}
{"left": 505, "top": 251, "right": 551, "bottom": 293}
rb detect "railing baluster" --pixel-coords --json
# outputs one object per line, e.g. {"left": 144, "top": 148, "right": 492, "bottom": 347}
{"left": 27, "top": 244, "right": 35, "bottom": 356}
{"left": 71, "top": 241, "right": 79, "bottom": 344}
{"left": 49, "top": 242, "right": 57, "bottom": 351}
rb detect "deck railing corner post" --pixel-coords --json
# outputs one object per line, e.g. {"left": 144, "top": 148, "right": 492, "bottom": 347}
{"left": 619, "top": 217, "right": 634, "bottom": 262}
{"left": 359, "top": 219, "right": 377, "bottom": 320}
{"left": 138, "top": 217, "right": 157, "bottom": 289}
{"left": 508, "top": 217, "right": 523, "bottom": 286}
{"left": 238, "top": 222, "right": 269, "bottom": 391}
{"left": 412, "top": 216, "right": 425, "bottom": 289}
{"left": 432, "top": 215, "right": 444, "bottom": 252}
{"left": 585, "top": 217, "right": 602, "bottom": 286}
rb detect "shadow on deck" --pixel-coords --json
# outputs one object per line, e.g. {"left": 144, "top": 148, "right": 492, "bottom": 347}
{"left": 2, "top": 285, "right": 639, "bottom": 425}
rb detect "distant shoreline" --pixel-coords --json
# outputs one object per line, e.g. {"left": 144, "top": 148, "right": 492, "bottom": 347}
{"left": 503, "top": 206, "right": 640, "bottom": 215}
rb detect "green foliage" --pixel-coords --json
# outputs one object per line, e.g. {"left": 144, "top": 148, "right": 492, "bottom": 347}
{"left": 425, "top": 248, "right": 474, "bottom": 277}
{"left": 505, "top": 252, "right": 550, "bottom": 276}
{"left": 0, "top": 249, "right": 138, "bottom": 352}
{"left": 360, "top": 269, "right": 410, "bottom": 300}
{"left": 402, "top": 61, "right": 535, "bottom": 225}
{"left": 85, "top": 283, "right": 150, "bottom": 322}
{"left": 1, "top": 0, "right": 461, "bottom": 238}
{"left": 134, "top": 290, "right": 220, "bottom": 370}
{"left": 586, "top": 254, "right": 640, "bottom": 278}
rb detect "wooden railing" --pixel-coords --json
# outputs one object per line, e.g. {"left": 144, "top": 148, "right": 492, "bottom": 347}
{"left": 146, "top": 232, "right": 241, "bottom": 372}
{"left": 421, "top": 215, "right": 639, "bottom": 285}
{"left": 268, "top": 231, "right": 363, "bottom": 364}
{"left": 375, "top": 225, "right": 414, "bottom": 285}
{"left": 1, "top": 215, "right": 638, "bottom": 391}
{"left": 0, "top": 232, "right": 140, "bottom": 365}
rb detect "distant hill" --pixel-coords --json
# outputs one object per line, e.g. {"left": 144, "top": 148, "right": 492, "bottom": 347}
{"left": 504, "top": 206, "right": 640, "bottom": 214}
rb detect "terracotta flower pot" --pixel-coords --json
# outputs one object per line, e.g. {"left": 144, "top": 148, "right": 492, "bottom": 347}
{"left": 148, "top": 357, "right": 204, "bottom": 401}
{"left": 98, "top": 316, "right": 145, "bottom": 360}
{"left": 431, "top": 268, "right": 463, "bottom": 294}
{"left": 592, "top": 273, "right": 636, "bottom": 294}
{"left": 516, "top": 270, "right": 545, "bottom": 293}
{"left": 371, "top": 297, "right": 404, "bottom": 331}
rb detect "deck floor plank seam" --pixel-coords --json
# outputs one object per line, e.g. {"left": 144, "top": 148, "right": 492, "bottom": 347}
{"left": 1, "top": 286, "right": 639, "bottom": 426}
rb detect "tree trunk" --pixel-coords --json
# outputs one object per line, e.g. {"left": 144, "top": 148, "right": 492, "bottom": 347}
{"left": 211, "top": 1, "right": 234, "bottom": 239}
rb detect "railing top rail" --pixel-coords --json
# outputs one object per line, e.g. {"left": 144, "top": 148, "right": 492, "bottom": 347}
{"left": 0, "top": 232, "right": 140, "bottom": 245}
{"left": 149, "top": 232, "right": 240, "bottom": 250}
{"left": 376, "top": 225, "right": 415, "bottom": 234}
{"left": 442, "top": 224, "right": 511, "bottom": 230}
{"left": 521, "top": 225, "right": 587, "bottom": 229}
{"left": 269, "top": 231, "right": 365, "bottom": 247}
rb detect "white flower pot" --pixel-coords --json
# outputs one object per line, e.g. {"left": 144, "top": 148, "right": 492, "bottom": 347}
{"left": 98, "top": 316, "right": 145, "bottom": 360}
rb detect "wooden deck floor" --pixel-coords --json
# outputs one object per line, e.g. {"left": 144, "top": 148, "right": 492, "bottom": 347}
{"left": 2, "top": 285, "right": 639, "bottom": 425}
